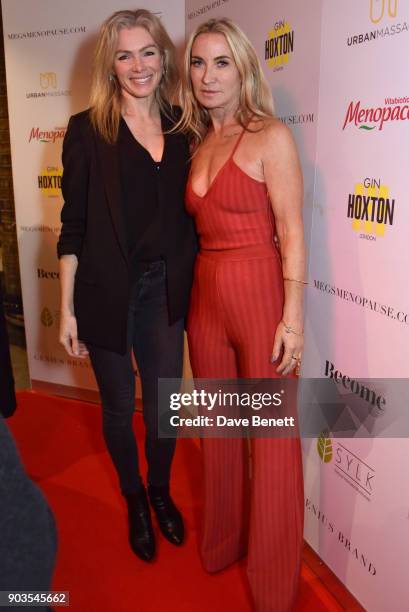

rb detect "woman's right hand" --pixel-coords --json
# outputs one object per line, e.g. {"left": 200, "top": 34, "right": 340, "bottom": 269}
{"left": 59, "top": 311, "right": 89, "bottom": 358}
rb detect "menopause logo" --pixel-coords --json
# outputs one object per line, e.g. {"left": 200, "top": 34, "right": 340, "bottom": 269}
{"left": 347, "top": 177, "right": 395, "bottom": 240}
{"left": 342, "top": 97, "right": 409, "bottom": 131}
{"left": 29, "top": 127, "right": 66, "bottom": 144}
{"left": 264, "top": 19, "right": 294, "bottom": 71}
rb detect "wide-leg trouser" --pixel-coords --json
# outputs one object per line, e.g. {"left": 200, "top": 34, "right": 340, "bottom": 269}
{"left": 187, "top": 245, "right": 304, "bottom": 612}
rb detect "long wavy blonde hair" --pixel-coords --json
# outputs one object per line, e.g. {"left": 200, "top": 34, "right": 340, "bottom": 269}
{"left": 177, "top": 18, "right": 274, "bottom": 148}
{"left": 89, "top": 9, "right": 178, "bottom": 143}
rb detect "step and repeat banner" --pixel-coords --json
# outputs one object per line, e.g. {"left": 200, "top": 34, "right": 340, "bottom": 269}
{"left": 2, "top": 0, "right": 409, "bottom": 609}
{"left": 1, "top": 0, "right": 185, "bottom": 397}
{"left": 301, "top": 2, "right": 409, "bottom": 611}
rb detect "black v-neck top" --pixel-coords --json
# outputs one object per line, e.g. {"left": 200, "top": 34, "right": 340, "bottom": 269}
{"left": 118, "top": 117, "right": 165, "bottom": 279}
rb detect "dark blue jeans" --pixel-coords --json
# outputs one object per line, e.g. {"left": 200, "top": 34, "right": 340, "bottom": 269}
{"left": 88, "top": 261, "right": 184, "bottom": 494}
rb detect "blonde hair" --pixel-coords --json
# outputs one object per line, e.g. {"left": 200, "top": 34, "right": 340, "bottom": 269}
{"left": 89, "top": 9, "right": 178, "bottom": 143}
{"left": 177, "top": 18, "right": 274, "bottom": 147}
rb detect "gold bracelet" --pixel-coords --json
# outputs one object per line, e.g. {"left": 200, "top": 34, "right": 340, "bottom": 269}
{"left": 282, "top": 319, "right": 304, "bottom": 336}
{"left": 283, "top": 277, "right": 308, "bottom": 285}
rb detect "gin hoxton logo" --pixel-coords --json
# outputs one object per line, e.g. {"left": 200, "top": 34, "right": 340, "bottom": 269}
{"left": 347, "top": 177, "right": 395, "bottom": 240}
{"left": 265, "top": 19, "right": 294, "bottom": 71}
{"left": 38, "top": 166, "right": 62, "bottom": 197}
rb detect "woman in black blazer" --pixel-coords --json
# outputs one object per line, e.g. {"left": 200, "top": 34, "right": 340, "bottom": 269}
{"left": 57, "top": 9, "right": 196, "bottom": 562}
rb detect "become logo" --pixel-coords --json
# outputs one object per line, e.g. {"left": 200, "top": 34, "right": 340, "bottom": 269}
{"left": 370, "top": 0, "right": 398, "bottom": 24}
{"left": 317, "top": 431, "right": 333, "bottom": 463}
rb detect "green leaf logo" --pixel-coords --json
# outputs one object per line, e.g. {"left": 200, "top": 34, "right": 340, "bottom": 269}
{"left": 359, "top": 125, "right": 376, "bottom": 131}
{"left": 317, "top": 431, "right": 333, "bottom": 463}
{"left": 41, "top": 307, "right": 53, "bottom": 327}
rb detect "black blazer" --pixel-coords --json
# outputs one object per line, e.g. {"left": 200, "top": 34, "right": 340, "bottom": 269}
{"left": 57, "top": 108, "right": 197, "bottom": 354}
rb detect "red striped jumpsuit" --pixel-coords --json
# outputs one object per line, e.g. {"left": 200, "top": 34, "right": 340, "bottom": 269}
{"left": 185, "top": 129, "right": 304, "bottom": 612}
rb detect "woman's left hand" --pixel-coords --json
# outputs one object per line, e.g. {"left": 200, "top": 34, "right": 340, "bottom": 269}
{"left": 271, "top": 320, "right": 303, "bottom": 376}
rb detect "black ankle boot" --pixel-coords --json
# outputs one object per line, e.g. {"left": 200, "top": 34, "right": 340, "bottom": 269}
{"left": 148, "top": 485, "right": 184, "bottom": 546}
{"left": 124, "top": 486, "right": 156, "bottom": 561}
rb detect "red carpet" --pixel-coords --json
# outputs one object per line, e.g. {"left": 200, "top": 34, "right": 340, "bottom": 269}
{"left": 7, "top": 391, "right": 360, "bottom": 611}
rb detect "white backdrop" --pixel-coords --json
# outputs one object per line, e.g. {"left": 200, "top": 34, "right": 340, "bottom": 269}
{"left": 301, "top": 1, "right": 409, "bottom": 610}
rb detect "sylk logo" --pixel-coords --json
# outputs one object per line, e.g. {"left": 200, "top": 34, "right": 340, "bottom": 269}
{"left": 317, "top": 430, "right": 333, "bottom": 463}
{"left": 41, "top": 307, "right": 53, "bottom": 327}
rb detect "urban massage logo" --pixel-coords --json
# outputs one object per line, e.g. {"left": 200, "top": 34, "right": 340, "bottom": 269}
{"left": 347, "top": 177, "right": 395, "bottom": 241}
{"left": 20, "top": 225, "right": 60, "bottom": 235}
{"left": 26, "top": 72, "right": 71, "bottom": 99}
{"left": 29, "top": 126, "right": 66, "bottom": 144}
{"left": 38, "top": 166, "right": 62, "bottom": 198}
{"left": 265, "top": 19, "right": 294, "bottom": 72}
{"left": 342, "top": 96, "right": 409, "bottom": 131}
{"left": 370, "top": 0, "right": 398, "bottom": 23}
{"left": 347, "top": 0, "right": 407, "bottom": 46}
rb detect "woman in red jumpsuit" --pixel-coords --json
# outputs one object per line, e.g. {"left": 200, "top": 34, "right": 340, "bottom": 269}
{"left": 178, "top": 18, "right": 305, "bottom": 612}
